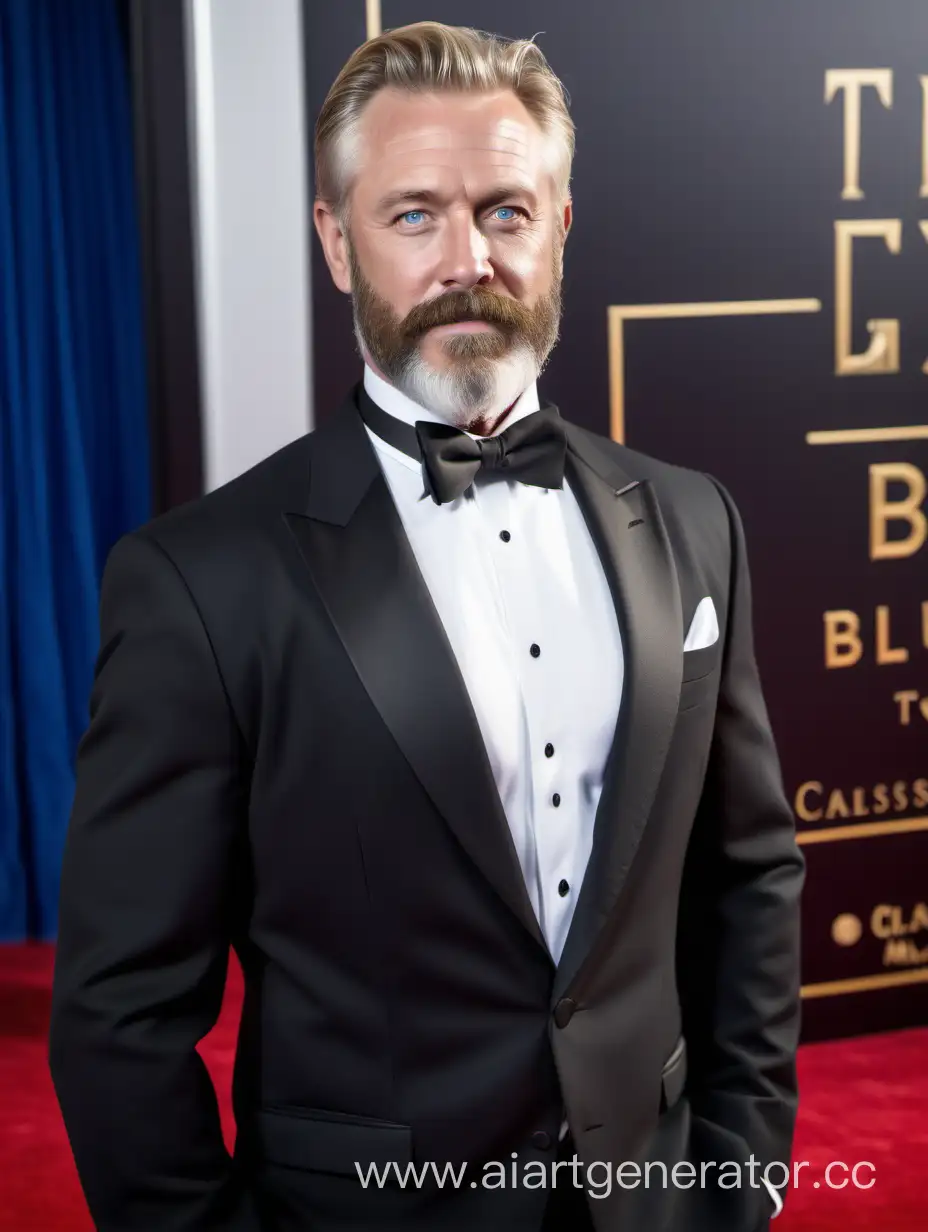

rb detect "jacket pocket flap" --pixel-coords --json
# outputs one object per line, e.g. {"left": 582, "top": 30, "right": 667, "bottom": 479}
{"left": 256, "top": 1107, "right": 413, "bottom": 1176}
{"left": 660, "top": 1036, "right": 687, "bottom": 1112}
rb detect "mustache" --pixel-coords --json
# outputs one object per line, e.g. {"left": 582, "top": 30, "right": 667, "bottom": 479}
{"left": 401, "top": 289, "right": 534, "bottom": 340}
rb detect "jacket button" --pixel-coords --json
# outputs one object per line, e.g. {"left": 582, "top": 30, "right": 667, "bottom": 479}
{"left": 531, "top": 1130, "right": 552, "bottom": 1150}
{"left": 553, "top": 997, "right": 576, "bottom": 1028}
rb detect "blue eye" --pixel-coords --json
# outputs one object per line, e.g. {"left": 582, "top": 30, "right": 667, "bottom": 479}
{"left": 493, "top": 207, "right": 519, "bottom": 221}
{"left": 401, "top": 210, "right": 425, "bottom": 226}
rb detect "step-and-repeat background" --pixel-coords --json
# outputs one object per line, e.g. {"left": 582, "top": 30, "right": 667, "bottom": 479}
{"left": 302, "top": 0, "right": 928, "bottom": 1041}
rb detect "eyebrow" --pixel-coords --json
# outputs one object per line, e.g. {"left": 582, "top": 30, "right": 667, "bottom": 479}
{"left": 375, "top": 185, "right": 539, "bottom": 216}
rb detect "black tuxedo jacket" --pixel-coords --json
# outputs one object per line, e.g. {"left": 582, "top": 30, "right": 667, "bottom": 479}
{"left": 49, "top": 388, "right": 805, "bottom": 1232}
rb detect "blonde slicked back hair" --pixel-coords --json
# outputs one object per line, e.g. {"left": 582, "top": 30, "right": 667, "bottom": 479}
{"left": 314, "top": 21, "right": 574, "bottom": 218}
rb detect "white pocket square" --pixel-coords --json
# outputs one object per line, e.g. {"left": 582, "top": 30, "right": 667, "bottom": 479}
{"left": 683, "top": 596, "right": 719, "bottom": 652}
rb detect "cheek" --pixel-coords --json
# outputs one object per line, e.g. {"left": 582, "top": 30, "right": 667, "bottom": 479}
{"left": 375, "top": 242, "right": 435, "bottom": 303}
{"left": 493, "top": 236, "right": 552, "bottom": 292}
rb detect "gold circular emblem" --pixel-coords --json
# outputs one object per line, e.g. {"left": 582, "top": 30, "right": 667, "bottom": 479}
{"left": 832, "top": 913, "right": 863, "bottom": 947}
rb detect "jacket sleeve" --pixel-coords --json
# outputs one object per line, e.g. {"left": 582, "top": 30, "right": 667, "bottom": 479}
{"left": 676, "top": 475, "right": 806, "bottom": 1211}
{"left": 48, "top": 530, "right": 260, "bottom": 1231}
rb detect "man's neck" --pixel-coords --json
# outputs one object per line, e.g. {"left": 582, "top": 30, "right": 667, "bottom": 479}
{"left": 468, "top": 406, "right": 514, "bottom": 437}
{"left": 361, "top": 363, "right": 540, "bottom": 438}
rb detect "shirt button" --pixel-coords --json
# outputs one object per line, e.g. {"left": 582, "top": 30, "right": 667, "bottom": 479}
{"left": 545, "top": 743, "right": 554, "bottom": 758}
{"left": 531, "top": 1130, "right": 553, "bottom": 1150}
{"left": 552, "top": 793, "right": 561, "bottom": 807}
{"left": 558, "top": 879, "right": 570, "bottom": 897}
{"left": 499, "top": 530, "right": 511, "bottom": 542}
{"left": 530, "top": 643, "right": 541, "bottom": 658}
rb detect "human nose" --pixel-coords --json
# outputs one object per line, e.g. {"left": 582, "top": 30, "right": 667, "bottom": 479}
{"left": 438, "top": 213, "right": 493, "bottom": 289}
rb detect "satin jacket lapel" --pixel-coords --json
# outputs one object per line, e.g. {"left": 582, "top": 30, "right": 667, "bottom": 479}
{"left": 552, "top": 426, "right": 684, "bottom": 1001}
{"left": 284, "top": 393, "right": 549, "bottom": 956}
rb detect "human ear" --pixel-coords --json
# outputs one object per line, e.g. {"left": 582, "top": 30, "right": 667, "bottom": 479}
{"left": 313, "top": 200, "right": 352, "bottom": 294}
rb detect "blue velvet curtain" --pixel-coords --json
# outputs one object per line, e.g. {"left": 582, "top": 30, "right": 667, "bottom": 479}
{"left": 0, "top": 0, "right": 151, "bottom": 940}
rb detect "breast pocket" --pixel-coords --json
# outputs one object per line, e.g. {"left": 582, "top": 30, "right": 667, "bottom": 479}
{"left": 679, "top": 644, "right": 719, "bottom": 712}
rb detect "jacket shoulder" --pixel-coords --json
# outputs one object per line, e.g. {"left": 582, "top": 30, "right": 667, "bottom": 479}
{"left": 567, "top": 421, "right": 731, "bottom": 517}
{"left": 129, "top": 429, "right": 318, "bottom": 558}
{"left": 564, "top": 421, "right": 745, "bottom": 582}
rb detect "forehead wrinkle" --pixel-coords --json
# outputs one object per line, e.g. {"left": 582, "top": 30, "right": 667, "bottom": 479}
{"left": 372, "top": 152, "right": 537, "bottom": 190}
{"left": 381, "top": 136, "right": 536, "bottom": 163}
{"left": 379, "top": 139, "right": 536, "bottom": 166}
{"left": 493, "top": 122, "right": 532, "bottom": 144}
{"left": 376, "top": 171, "right": 537, "bottom": 203}
{"left": 383, "top": 141, "right": 532, "bottom": 157}
{"left": 379, "top": 116, "right": 537, "bottom": 151}
{"left": 459, "top": 140, "right": 533, "bottom": 158}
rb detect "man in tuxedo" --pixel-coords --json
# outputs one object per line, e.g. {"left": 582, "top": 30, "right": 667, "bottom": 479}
{"left": 49, "top": 21, "right": 805, "bottom": 1232}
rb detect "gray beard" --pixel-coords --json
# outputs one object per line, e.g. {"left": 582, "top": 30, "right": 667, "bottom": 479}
{"left": 353, "top": 320, "right": 539, "bottom": 431}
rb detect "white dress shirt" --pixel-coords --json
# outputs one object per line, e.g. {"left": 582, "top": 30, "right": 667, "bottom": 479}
{"left": 361, "top": 364, "right": 624, "bottom": 966}
{"left": 358, "top": 366, "right": 784, "bottom": 1216}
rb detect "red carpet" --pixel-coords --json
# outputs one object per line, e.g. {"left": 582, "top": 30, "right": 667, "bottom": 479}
{"left": 1, "top": 942, "right": 924, "bottom": 1230}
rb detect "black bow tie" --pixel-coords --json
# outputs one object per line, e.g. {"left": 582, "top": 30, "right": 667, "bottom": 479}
{"left": 356, "top": 385, "right": 567, "bottom": 505}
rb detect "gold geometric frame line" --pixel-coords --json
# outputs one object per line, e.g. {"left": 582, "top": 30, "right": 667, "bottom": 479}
{"left": 802, "top": 966, "right": 928, "bottom": 999}
{"left": 608, "top": 299, "right": 823, "bottom": 445}
{"left": 807, "top": 424, "right": 928, "bottom": 445}
{"left": 797, "top": 815, "right": 928, "bottom": 845}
